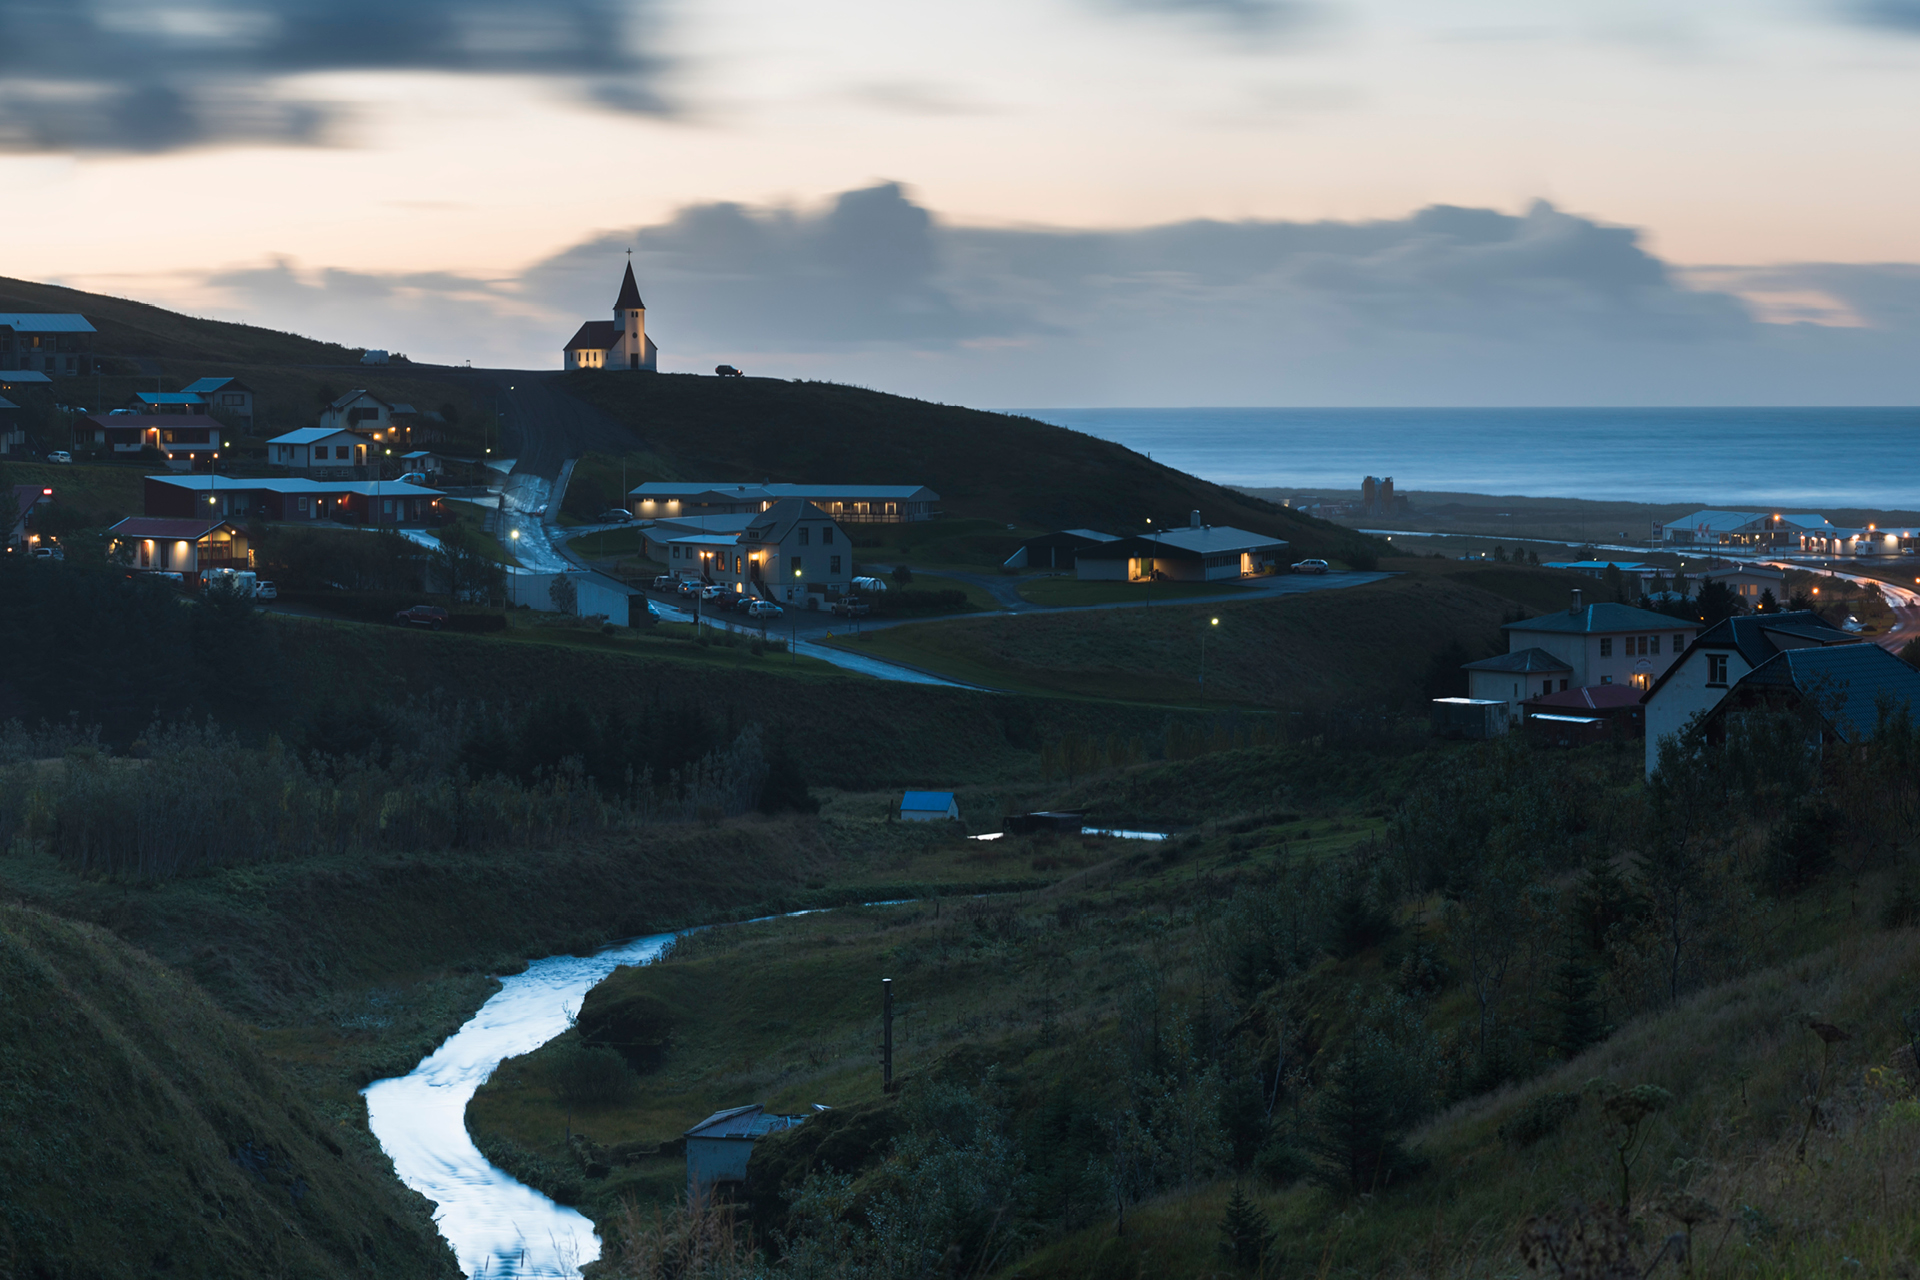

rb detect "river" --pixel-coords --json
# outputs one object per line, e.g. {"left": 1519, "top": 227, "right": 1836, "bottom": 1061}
{"left": 362, "top": 931, "right": 678, "bottom": 1279}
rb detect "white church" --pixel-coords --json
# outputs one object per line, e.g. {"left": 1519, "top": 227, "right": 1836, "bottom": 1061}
{"left": 563, "top": 260, "right": 658, "bottom": 371}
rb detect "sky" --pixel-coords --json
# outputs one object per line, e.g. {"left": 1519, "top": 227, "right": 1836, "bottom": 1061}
{"left": 4, "top": 0, "right": 1920, "bottom": 405}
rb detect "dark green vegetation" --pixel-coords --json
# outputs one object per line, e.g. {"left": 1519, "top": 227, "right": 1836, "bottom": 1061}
{"left": 555, "top": 373, "right": 1380, "bottom": 566}
{"left": 481, "top": 715, "right": 1920, "bottom": 1280}
{"left": 0, "top": 902, "right": 457, "bottom": 1277}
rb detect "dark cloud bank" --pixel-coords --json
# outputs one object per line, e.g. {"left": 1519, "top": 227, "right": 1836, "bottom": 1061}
{"left": 205, "top": 184, "right": 1920, "bottom": 405}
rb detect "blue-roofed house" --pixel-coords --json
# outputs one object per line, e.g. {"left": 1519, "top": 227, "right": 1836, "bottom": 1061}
{"left": 0, "top": 313, "right": 94, "bottom": 377}
{"left": 181, "top": 377, "right": 257, "bottom": 427}
{"left": 1498, "top": 591, "right": 1700, "bottom": 693}
{"left": 128, "top": 390, "right": 206, "bottom": 414}
{"left": 685, "top": 1104, "right": 820, "bottom": 1196}
{"left": 1700, "top": 642, "right": 1920, "bottom": 755}
{"left": 900, "top": 791, "right": 959, "bottom": 822}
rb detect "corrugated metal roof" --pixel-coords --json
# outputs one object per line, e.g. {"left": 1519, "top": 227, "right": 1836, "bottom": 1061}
{"left": 902, "top": 790, "right": 955, "bottom": 810}
{"left": 1506, "top": 603, "right": 1688, "bottom": 635}
{"left": 1462, "top": 647, "right": 1573, "bottom": 674}
{"left": 180, "top": 377, "right": 237, "bottom": 394}
{"left": 266, "top": 427, "right": 360, "bottom": 445}
{"left": 135, "top": 391, "right": 204, "bottom": 405}
{"left": 0, "top": 371, "right": 53, "bottom": 384}
{"left": 1733, "top": 643, "right": 1920, "bottom": 741}
{"left": 108, "top": 516, "right": 234, "bottom": 540}
{"left": 0, "top": 314, "right": 94, "bottom": 333}
{"left": 685, "top": 1104, "right": 807, "bottom": 1140}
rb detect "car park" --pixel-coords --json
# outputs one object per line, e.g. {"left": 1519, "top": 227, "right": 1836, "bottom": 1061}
{"left": 392, "top": 604, "right": 449, "bottom": 630}
{"left": 1292, "top": 559, "right": 1330, "bottom": 575}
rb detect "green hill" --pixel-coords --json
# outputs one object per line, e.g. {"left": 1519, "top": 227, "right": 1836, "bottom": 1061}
{"left": 0, "top": 903, "right": 456, "bottom": 1278}
{"left": 557, "top": 373, "right": 1382, "bottom": 563}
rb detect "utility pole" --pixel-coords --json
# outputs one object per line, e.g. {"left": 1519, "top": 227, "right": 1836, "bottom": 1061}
{"left": 882, "top": 978, "right": 894, "bottom": 1092}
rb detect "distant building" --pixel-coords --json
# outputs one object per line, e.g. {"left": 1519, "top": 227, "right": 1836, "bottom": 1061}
{"left": 566, "top": 261, "right": 658, "bottom": 371}
{"left": 1073, "top": 512, "right": 1286, "bottom": 582}
{"left": 1704, "top": 563, "right": 1786, "bottom": 605}
{"left": 181, "top": 377, "right": 257, "bottom": 428}
{"left": 1657, "top": 510, "right": 1831, "bottom": 549}
{"left": 1003, "top": 529, "right": 1120, "bottom": 570}
{"left": 0, "top": 313, "right": 95, "bottom": 377}
{"left": 266, "top": 427, "right": 375, "bottom": 473}
{"left": 666, "top": 499, "right": 855, "bottom": 604}
{"left": 6, "top": 483, "right": 53, "bottom": 550}
{"left": 106, "top": 516, "right": 250, "bottom": 582}
{"left": 628, "top": 482, "right": 939, "bottom": 524}
{"left": 318, "top": 390, "right": 412, "bottom": 442}
{"left": 143, "top": 474, "right": 444, "bottom": 526}
{"left": 0, "top": 397, "right": 22, "bottom": 458}
{"left": 1361, "top": 476, "right": 1403, "bottom": 518}
{"left": 900, "top": 791, "right": 960, "bottom": 822}
{"left": 81, "top": 412, "right": 223, "bottom": 468}
{"left": 1461, "top": 590, "right": 1702, "bottom": 726}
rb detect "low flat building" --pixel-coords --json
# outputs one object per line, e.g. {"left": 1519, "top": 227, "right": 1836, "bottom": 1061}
{"left": 107, "top": 516, "right": 250, "bottom": 581}
{"left": 1004, "top": 529, "right": 1119, "bottom": 570}
{"left": 1074, "top": 513, "right": 1286, "bottom": 583}
{"left": 143, "top": 474, "right": 445, "bottom": 526}
{"left": 685, "top": 1104, "right": 811, "bottom": 1197}
{"left": 1640, "top": 609, "right": 1856, "bottom": 777}
{"left": 1658, "top": 510, "right": 1832, "bottom": 549}
{"left": 0, "top": 313, "right": 94, "bottom": 377}
{"left": 900, "top": 791, "right": 959, "bottom": 822}
{"left": 628, "top": 482, "right": 939, "bottom": 523}
{"left": 80, "top": 413, "right": 224, "bottom": 467}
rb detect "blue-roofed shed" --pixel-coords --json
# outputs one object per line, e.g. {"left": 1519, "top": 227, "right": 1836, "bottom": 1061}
{"left": 685, "top": 1104, "right": 823, "bottom": 1196}
{"left": 900, "top": 790, "right": 959, "bottom": 822}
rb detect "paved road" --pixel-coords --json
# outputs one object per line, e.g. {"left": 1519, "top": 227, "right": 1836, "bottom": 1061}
{"left": 1757, "top": 559, "right": 1920, "bottom": 654}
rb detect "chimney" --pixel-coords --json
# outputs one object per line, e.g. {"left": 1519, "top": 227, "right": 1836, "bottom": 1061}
{"left": 1569, "top": 588, "right": 1583, "bottom": 615}
{"left": 1190, "top": 509, "right": 1201, "bottom": 529}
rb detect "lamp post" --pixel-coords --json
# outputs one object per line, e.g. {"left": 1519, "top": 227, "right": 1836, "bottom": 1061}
{"left": 1200, "top": 615, "right": 1219, "bottom": 707}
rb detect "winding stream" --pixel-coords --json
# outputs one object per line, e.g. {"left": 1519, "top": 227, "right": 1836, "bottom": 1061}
{"left": 363, "top": 930, "right": 678, "bottom": 1279}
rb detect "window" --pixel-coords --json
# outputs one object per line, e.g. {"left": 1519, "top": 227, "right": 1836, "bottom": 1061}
{"left": 1542, "top": 680, "right": 1552, "bottom": 696}
{"left": 830, "top": 555, "right": 841, "bottom": 574}
{"left": 1600, "top": 638, "right": 1612, "bottom": 657}
{"left": 1560, "top": 679, "right": 1569, "bottom": 692}
{"left": 297, "top": 496, "right": 309, "bottom": 513}
{"left": 1707, "top": 653, "right": 1728, "bottom": 686}
{"left": 671, "top": 546, "right": 680, "bottom": 558}
{"left": 734, "top": 556, "right": 742, "bottom": 574}
{"left": 822, "top": 527, "right": 833, "bottom": 544}
{"left": 798, "top": 527, "right": 810, "bottom": 546}
{"left": 1651, "top": 636, "right": 1662, "bottom": 654}
{"left": 335, "top": 446, "right": 350, "bottom": 460}
{"left": 1630, "top": 672, "right": 1653, "bottom": 690}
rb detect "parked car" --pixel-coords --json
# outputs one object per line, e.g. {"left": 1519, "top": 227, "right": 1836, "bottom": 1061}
{"left": 30, "top": 545, "right": 63, "bottom": 561}
{"left": 45, "top": 451, "right": 72, "bottom": 464}
{"left": 698, "top": 584, "right": 728, "bottom": 602}
{"left": 392, "top": 604, "right": 449, "bottom": 630}
{"left": 1292, "top": 559, "right": 1330, "bottom": 575}
{"left": 746, "top": 599, "right": 783, "bottom": 619}
{"left": 830, "top": 596, "right": 870, "bottom": 618}
{"left": 676, "top": 578, "right": 701, "bottom": 597}
{"left": 395, "top": 472, "right": 428, "bottom": 485}
{"left": 652, "top": 574, "right": 679, "bottom": 592}
{"left": 254, "top": 580, "right": 278, "bottom": 600}
{"left": 599, "top": 508, "right": 634, "bottom": 523}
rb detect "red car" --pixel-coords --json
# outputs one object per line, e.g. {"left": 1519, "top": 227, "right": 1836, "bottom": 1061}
{"left": 393, "top": 604, "right": 449, "bottom": 630}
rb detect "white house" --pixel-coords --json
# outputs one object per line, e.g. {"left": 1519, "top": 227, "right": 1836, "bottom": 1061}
{"left": 667, "top": 499, "right": 856, "bottom": 605}
{"left": 1461, "top": 648, "right": 1576, "bottom": 724}
{"left": 565, "top": 261, "right": 658, "bottom": 371}
{"left": 1704, "top": 563, "right": 1787, "bottom": 605}
{"left": 1493, "top": 593, "right": 1698, "bottom": 693}
{"left": 900, "top": 791, "right": 959, "bottom": 822}
{"left": 266, "top": 427, "right": 373, "bottom": 471}
{"left": 1639, "top": 610, "right": 1858, "bottom": 777}
{"left": 317, "top": 390, "right": 411, "bottom": 438}
{"left": 181, "top": 377, "right": 257, "bottom": 428}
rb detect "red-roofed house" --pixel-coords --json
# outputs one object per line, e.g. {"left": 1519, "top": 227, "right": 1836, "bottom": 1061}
{"left": 1522, "top": 682, "right": 1647, "bottom": 741}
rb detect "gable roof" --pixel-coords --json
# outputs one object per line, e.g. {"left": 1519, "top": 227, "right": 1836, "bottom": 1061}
{"left": 901, "top": 790, "right": 956, "bottom": 811}
{"left": 181, "top": 377, "right": 251, "bottom": 395}
{"left": 0, "top": 396, "right": 17, "bottom": 412}
{"left": 0, "top": 371, "right": 52, "bottom": 385}
{"left": 324, "top": 389, "right": 394, "bottom": 412}
{"left": 133, "top": 391, "right": 205, "bottom": 407}
{"left": 145, "top": 475, "right": 443, "bottom": 498}
{"left": 1506, "top": 602, "right": 1692, "bottom": 635}
{"left": 567, "top": 320, "right": 623, "bottom": 353}
{"left": 108, "top": 516, "right": 235, "bottom": 541}
{"left": 684, "top": 1104, "right": 803, "bottom": 1141}
{"left": 1526, "top": 683, "right": 1646, "bottom": 711}
{"left": 743, "top": 498, "right": 837, "bottom": 545}
{"left": 1727, "top": 643, "right": 1920, "bottom": 741}
{"left": 1462, "top": 646, "right": 1573, "bottom": 674}
{"left": 0, "top": 314, "right": 94, "bottom": 333}
{"left": 614, "top": 260, "right": 646, "bottom": 311}
{"left": 266, "top": 427, "right": 363, "bottom": 446}
{"left": 1142, "top": 525, "right": 1286, "bottom": 556}
{"left": 85, "top": 413, "right": 222, "bottom": 430}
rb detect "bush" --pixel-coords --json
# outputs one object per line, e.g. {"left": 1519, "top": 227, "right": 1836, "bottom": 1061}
{"left": 1499, "top": 1090, "right": 1583, "bottom": 1147}
{"left": 575, "top": 992, "right": 677, "bottom": 1073}
{"left": 545, "top": 1037, "right": 640, "bottom": 1108}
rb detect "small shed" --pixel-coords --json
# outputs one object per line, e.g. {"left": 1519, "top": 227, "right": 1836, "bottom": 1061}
{"left": 1430, "top": 697, "right": 1510, "bottom": 740}
{"left": 685, "top": 1104, "right": 817, "bottom": 1196}
{"left": 900, "top": 791, "right": 959, "bottom": 822}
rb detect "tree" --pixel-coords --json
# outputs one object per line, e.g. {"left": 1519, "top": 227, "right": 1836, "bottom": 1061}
{"left": 1603, "top": 562, "right": 1628, "bottom": 603}
{"left": 1309, "top": 1039, "right": 1417, "bottom": 1196}
{"left": 1900, "top": 637, "right": 1920, "bottom": 670}
{"left": 549, "top": 573, "right": 578, "bottom": 615}
{"left": 1217, "top": 1186, "right": 1273, "bottom": 1270}
{"left": 434, "top": 521, "right": 505, "bottom": 604}
{"left": 1695, "top": 579, "right": 1742, "bottom": 624}
{"left": 892, "top": 563, "right": 913, "bottom": 585}
{"left": 1758, "top": 587, "right": 1779, "bottom": 614}
{"left": 1541, "top": 930, "right": 1605, "bottom": 1058}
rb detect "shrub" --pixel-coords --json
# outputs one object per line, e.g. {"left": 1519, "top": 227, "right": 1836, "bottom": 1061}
{"left": 545, "top": 1037, "right": 640, "bottom": 1108}
{"left": 1499, "top": 1091, "right": 1582, "bottom": 1147}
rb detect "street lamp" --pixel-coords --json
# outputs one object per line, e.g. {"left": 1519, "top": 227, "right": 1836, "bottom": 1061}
{"left": 1200, "top": 616, "right": 1220, "bottom": 705}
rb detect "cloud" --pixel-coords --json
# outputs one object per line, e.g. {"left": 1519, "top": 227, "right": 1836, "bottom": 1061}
{"left": 1093, "top": 0, "right": 1321, "bottom": 37}
{"left": 137, "top": 186, "right": 1920, "bottom": 404}
{"left": 0, "top": 0, "right": 665, "bottom": 153}
{"left": 1848, "top": 0, "right": 1920, "bottom": 31}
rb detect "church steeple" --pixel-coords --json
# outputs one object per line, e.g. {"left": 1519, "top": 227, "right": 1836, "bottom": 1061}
{"left": 613, "top": 260, "right": 645, "bottom": 313}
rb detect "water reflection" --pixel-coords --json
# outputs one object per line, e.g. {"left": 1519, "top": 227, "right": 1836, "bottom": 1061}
{"left": 364, "top": 932, "right": 676, "bottom": 1279}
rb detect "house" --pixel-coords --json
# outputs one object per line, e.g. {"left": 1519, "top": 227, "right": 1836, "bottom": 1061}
{"left": 81, "top": 413, "right": 223, "bottom": 467}
{"left": 1073, "top": 513, "right": 1286, "bottom": 583}
{"left": 565, "top": 261, "right": 658, "bottom": 371}
{"left": 1639, "top": 610, "right": 1857, "bottom": 777}
{"left": 0, "top": 314, "right": 94, "bottom": 377}
{"left": 667, "top": 499, "right": 855, "bottom": 605}
{"left": 181, "top": 377, "right": 257, "bottom": 428}
{"left": 0, "top": 371, "right": 53, "bottom": 392}
{"left": 1495, "top": 592, "right": 1698, "bottom": 693}
{"left": 1461, "top": 649, "right": 1575, "bottom": 723}
{"left": 628, "top": 482, "right": 940, "bottom": 524}
{"left": 1003, "top": 529, "right": 1120, "bottom": 570}
{"left": 1705, "top": 563, "right": 1787, "bottom": 605}
{"left": 317, "top": 390, "right": 412, "bottom": 442}
{"left": 107, "top": 516, "right": 249, "bottom": 581}
{"left": 1523, "top": 682, "right": 1647, "bottom": 738}
{"left": 1698, "top": 643, "right": 1920, "bottom": 756}
{"left": 1657, "top": 510, "right": 1832, "bottom": 549}
{"left": 641, "top": 513, "right": 759, "bottom": 562}
{"left": 6, "top": 483, "right": 53, "bottom": 551}
{"left": 128, "top": 391, "right": 206, "bottom": 414}
{"left": 900, "top": 791, "right": 960, "bottom": 822}
{"left": 266, "top": 427, "right": 376, "bottom": 472}
{"left": 143, "top": 474, "right": 445, "bottom": 526}
{"left": 684, "top": 1105, "right": 814, "bottom": 1197}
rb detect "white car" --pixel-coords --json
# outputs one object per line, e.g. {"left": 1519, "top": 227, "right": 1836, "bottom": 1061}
{"left": 746, "top": 599, "right": 784, "bottom": 619}
{"left": 1292, "top": 559, "right": 1331, "bottom": 575}
{"left": 45, "top": 451, "right": 72, "bottom": 464}
{"left": 254, "top": 580, "right": 278, "bottom": 600}
{"left": 698, "top": 584, "right": 728, "bottom": 601}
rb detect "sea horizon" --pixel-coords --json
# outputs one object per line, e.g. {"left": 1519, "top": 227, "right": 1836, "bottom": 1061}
{"left": 1005, "top": 406, "right": 1920, "bottom": 511}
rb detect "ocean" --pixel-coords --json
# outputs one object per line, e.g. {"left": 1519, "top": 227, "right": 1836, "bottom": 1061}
{"left": 1010, "top": 407, "right": 1920, "bottom": 509}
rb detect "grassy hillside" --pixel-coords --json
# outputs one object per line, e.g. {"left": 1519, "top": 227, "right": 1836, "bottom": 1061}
{"left": 0, "top": 903, "right": 457, "bottom": 1278}
{"left": 821, "top": 561, "right": 1594, "bottom": 708}
{"left": 556, "top": 372, "right": 1382, "bottom": 564}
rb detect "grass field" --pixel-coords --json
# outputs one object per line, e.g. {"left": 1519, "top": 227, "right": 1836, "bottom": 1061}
{"left": 1013, "top": 574, "right": 1252, "bottom": 607}
{"left": 1, "top": 459, "right": 150, "bottom": 523}
{"left": 568, "top": 526, "right": 648, "bottom": 558}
